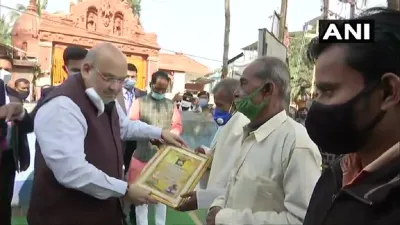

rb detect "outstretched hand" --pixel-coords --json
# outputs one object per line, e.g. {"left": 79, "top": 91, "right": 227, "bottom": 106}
{"left": 0, "top": 102, "right": 25, "bottom": 121}
{"left": 125, "top": 183, "right": 158, "bottom": 205}
{"left": 161, "top": 130, "right": 188, "bottom": 148}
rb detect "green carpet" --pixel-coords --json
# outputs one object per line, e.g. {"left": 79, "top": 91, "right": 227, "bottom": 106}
{"left": 12, "top": 207, "right": 206, "bottom": 225}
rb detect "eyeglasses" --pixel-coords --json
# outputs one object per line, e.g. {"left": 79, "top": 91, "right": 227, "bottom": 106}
{"left": 93, "top": 66, "right": 125, "bottom": 84}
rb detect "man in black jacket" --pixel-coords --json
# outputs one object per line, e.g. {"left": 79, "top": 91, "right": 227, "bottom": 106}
{"left": 303, "top": 7, "right": 400, "bottom": 225}
{"left": 0, "top": 78, "right": 33, "bottom": 225}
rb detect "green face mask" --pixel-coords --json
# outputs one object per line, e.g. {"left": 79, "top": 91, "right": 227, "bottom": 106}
{"left": 234, "top": 86, "right": 269, "bottom": 121}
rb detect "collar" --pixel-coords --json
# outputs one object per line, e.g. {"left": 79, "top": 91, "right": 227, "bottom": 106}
{"left": 85, "top": 88, "right": 105, "bottom": 117}
{"left": 341, "top": 142, "right": 400, "bottom": 186}
{"left": 123, "top": 88, "right": 134, "bottom": 95}
{"left": 245, "top": 110, "right": 287, "bottom": 142}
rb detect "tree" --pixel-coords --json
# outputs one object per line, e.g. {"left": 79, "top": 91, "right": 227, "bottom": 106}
{"left": 288, "top": 33, "right": 313, "bottom": 103}
{"left": 0, "top": 15, "right": 12, "bottom": 45}
{"left": 9, "top": 0, "right": 48, "bottom": 25}
{"left": 221, "top": 0, "right": 230, "bottom": 79}
{"left": 129, "top": 0, "right": 142, "bottom": 18}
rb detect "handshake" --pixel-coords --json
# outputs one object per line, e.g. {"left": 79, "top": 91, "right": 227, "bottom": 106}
{"left": 123, "top": 183, "right": 158, "bottom": 205}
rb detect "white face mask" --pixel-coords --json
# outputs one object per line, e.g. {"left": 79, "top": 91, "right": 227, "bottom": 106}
{"left": 181, "top": 100, "right": 192, "bottom": 108}
{"left": 85, "top": 87, "right": 115, "bottom": 104}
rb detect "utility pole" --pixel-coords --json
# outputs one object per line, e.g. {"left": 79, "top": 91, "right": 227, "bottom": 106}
{"left": 279, "top": 0, "right": 288, "bottom": 42}
{"left": 323, "top": 0, "right": 329, "bottom": 19}
{"left": 221, "top": 0, "right": 230, "bottom": 79}
{"left": 257, "top": 28, "right": 267, "bottom": 58}
{"left": 349, "top": 0, "right": 356, "bottom": 18}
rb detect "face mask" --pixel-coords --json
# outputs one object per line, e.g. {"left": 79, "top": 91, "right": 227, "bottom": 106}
{"left": 235, "top": 85, "right": 268, "bottom": 121}
{"left": 18, "top": 90, "right": 30, "bottom": 100}
{"left": 124, "top": 79, "right": 136, "bottom": 90}
{"left": 85, "top": 87, "right": 115, "bottom": 104}
{"left": 151, "top": 92, "right": 165, "bottom": 100}
{"left": 305, "top": 84, "right": 385, "bottom": 155}
{"left": 213, "top": 107, "right": 232, "bottom": 126}
{"left": 298, "top": 113, "right": 307, "bottom": 120}
{"left": 199, "top": 98, "right": 209, "bottom": 108}
{"left": 181, "top": 100, "right": 192, "bottom": 108}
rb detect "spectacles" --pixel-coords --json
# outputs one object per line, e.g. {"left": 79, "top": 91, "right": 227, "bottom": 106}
{"left": 93, "top": 67, "right": 125, "bottom": 84}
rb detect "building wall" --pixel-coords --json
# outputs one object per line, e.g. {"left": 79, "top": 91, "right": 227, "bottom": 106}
{"left": 38, "top": 42, "right": 53, "bottom": 73}
{"left": 171, "top": 72, "right": 186, "bottom": 94}
{"left": 11, "top": 67, "right": 34, "bottom": 83}
{"left": 0, "top": 59, "right": 12, "bottom": 70}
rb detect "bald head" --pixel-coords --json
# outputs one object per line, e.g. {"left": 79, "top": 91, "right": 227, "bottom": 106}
{"left": 84, "top": 42, "right": 127, "bottom": 73}
{"left": 81, "top": 42, "right": 128, "bottom": 103}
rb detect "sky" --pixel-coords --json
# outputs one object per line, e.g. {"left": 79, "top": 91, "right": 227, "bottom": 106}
{"left": 1, "top": 0, "right": 388, "bottom": 68}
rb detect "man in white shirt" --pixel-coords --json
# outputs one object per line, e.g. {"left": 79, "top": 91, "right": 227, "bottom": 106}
{"left": 176, "top": 78, "right": 249, "bottom": 212}
{"left": 0, "top": 42, "right": 187, "bottom": 225}
{"left": 206, "top": 57, "right": 322, "bottom": 225}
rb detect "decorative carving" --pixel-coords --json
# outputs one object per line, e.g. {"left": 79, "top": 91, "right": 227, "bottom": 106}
{"left": 37, "top": 0, "right": 160, "bottom": 58}
{"left": 101, "top": 0, "right": 112, "bottom": 27}
{"left": 86, "top": 7, "right": 98, "bottom": 31}
{"left": 113, "top": 12, "right": 124, "bottom": 36}
{"left": 39, "top": 31, "right": 158, "bottom": 56}
{"left": 22, "top": 42, "right": 28, "bottom": 51}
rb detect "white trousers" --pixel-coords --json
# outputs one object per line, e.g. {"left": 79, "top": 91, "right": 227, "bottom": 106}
{"left": 135, "top": 203, "right": 167, "bottom": 225}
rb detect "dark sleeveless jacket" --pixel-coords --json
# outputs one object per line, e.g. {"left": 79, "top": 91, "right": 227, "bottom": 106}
{"left": 27, "top": 74, "right": 125, "bottom": 225}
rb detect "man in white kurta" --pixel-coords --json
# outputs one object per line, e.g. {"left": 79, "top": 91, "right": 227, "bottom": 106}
{"left": 206, "top": 57, "right": 322, "bottom": 225}
{"left": 196, "top": 112, "right": 249, "bottom": 208}
{"left": 176, "top": 79, "right": 249, "bottom": 212}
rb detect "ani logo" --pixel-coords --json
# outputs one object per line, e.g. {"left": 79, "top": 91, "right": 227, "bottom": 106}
{"left": 318, "top": 20, "right": 375, "bottom": 43}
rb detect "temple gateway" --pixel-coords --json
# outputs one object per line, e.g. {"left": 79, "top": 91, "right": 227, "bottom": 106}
{"left": 5, "top": 0, "right": 211, "bottom": 100}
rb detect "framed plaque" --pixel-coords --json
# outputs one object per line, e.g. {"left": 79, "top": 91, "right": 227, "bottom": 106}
{"left": 135, "top": 145, "right": 211, "bottom": 208}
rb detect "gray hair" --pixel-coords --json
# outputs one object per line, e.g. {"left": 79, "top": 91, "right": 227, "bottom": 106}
{"left": 212, "top": 78, "right": 239, "bottom": 101}
{"left": 253, "top": 56, "right": 291, "bottom": 103}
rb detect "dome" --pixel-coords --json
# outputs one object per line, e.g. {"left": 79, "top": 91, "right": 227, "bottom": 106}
{"left": 11, "top": 0, "right": 40, "bottom": 57}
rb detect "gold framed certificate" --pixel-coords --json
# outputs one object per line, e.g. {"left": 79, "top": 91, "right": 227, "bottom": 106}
{"left": 135, "top": 145, "right": 211, "bottom": 208}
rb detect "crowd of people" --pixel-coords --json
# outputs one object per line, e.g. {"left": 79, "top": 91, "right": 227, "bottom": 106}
{"left": 0, "top": 7, "right": 399, "bottom": 225}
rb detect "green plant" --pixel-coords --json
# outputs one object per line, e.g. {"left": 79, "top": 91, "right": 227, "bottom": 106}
{"left": 9, "top": 0, "right": 48, "bottom": 25}
{"left": 288, "top": 33, "right": 313, "bottom": 102}
{"left": 0, "top": 15, "right": 12, "bottom": 44}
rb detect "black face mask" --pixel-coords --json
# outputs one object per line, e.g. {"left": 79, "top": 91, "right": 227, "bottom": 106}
{"left": 298, "top": 113, "right": 307, "bottom": 120}
{"left": 18, "top": 90, "right": 30, "bottom": 100}
{"left": 305, "top": 84, "right": 385, "bottom": 155}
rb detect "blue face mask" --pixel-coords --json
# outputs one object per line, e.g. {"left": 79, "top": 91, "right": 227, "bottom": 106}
{"left": 199, "top": 98, "right": 209, "bottom": 108}
{"left": 213, "top": 108, "right": 232, "bottom": 126}
{"left": 151, "top": 92, "right": 165, "bottom": 100}
{"left": 124, "top": 79, "right": 136, "bottom": 90}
